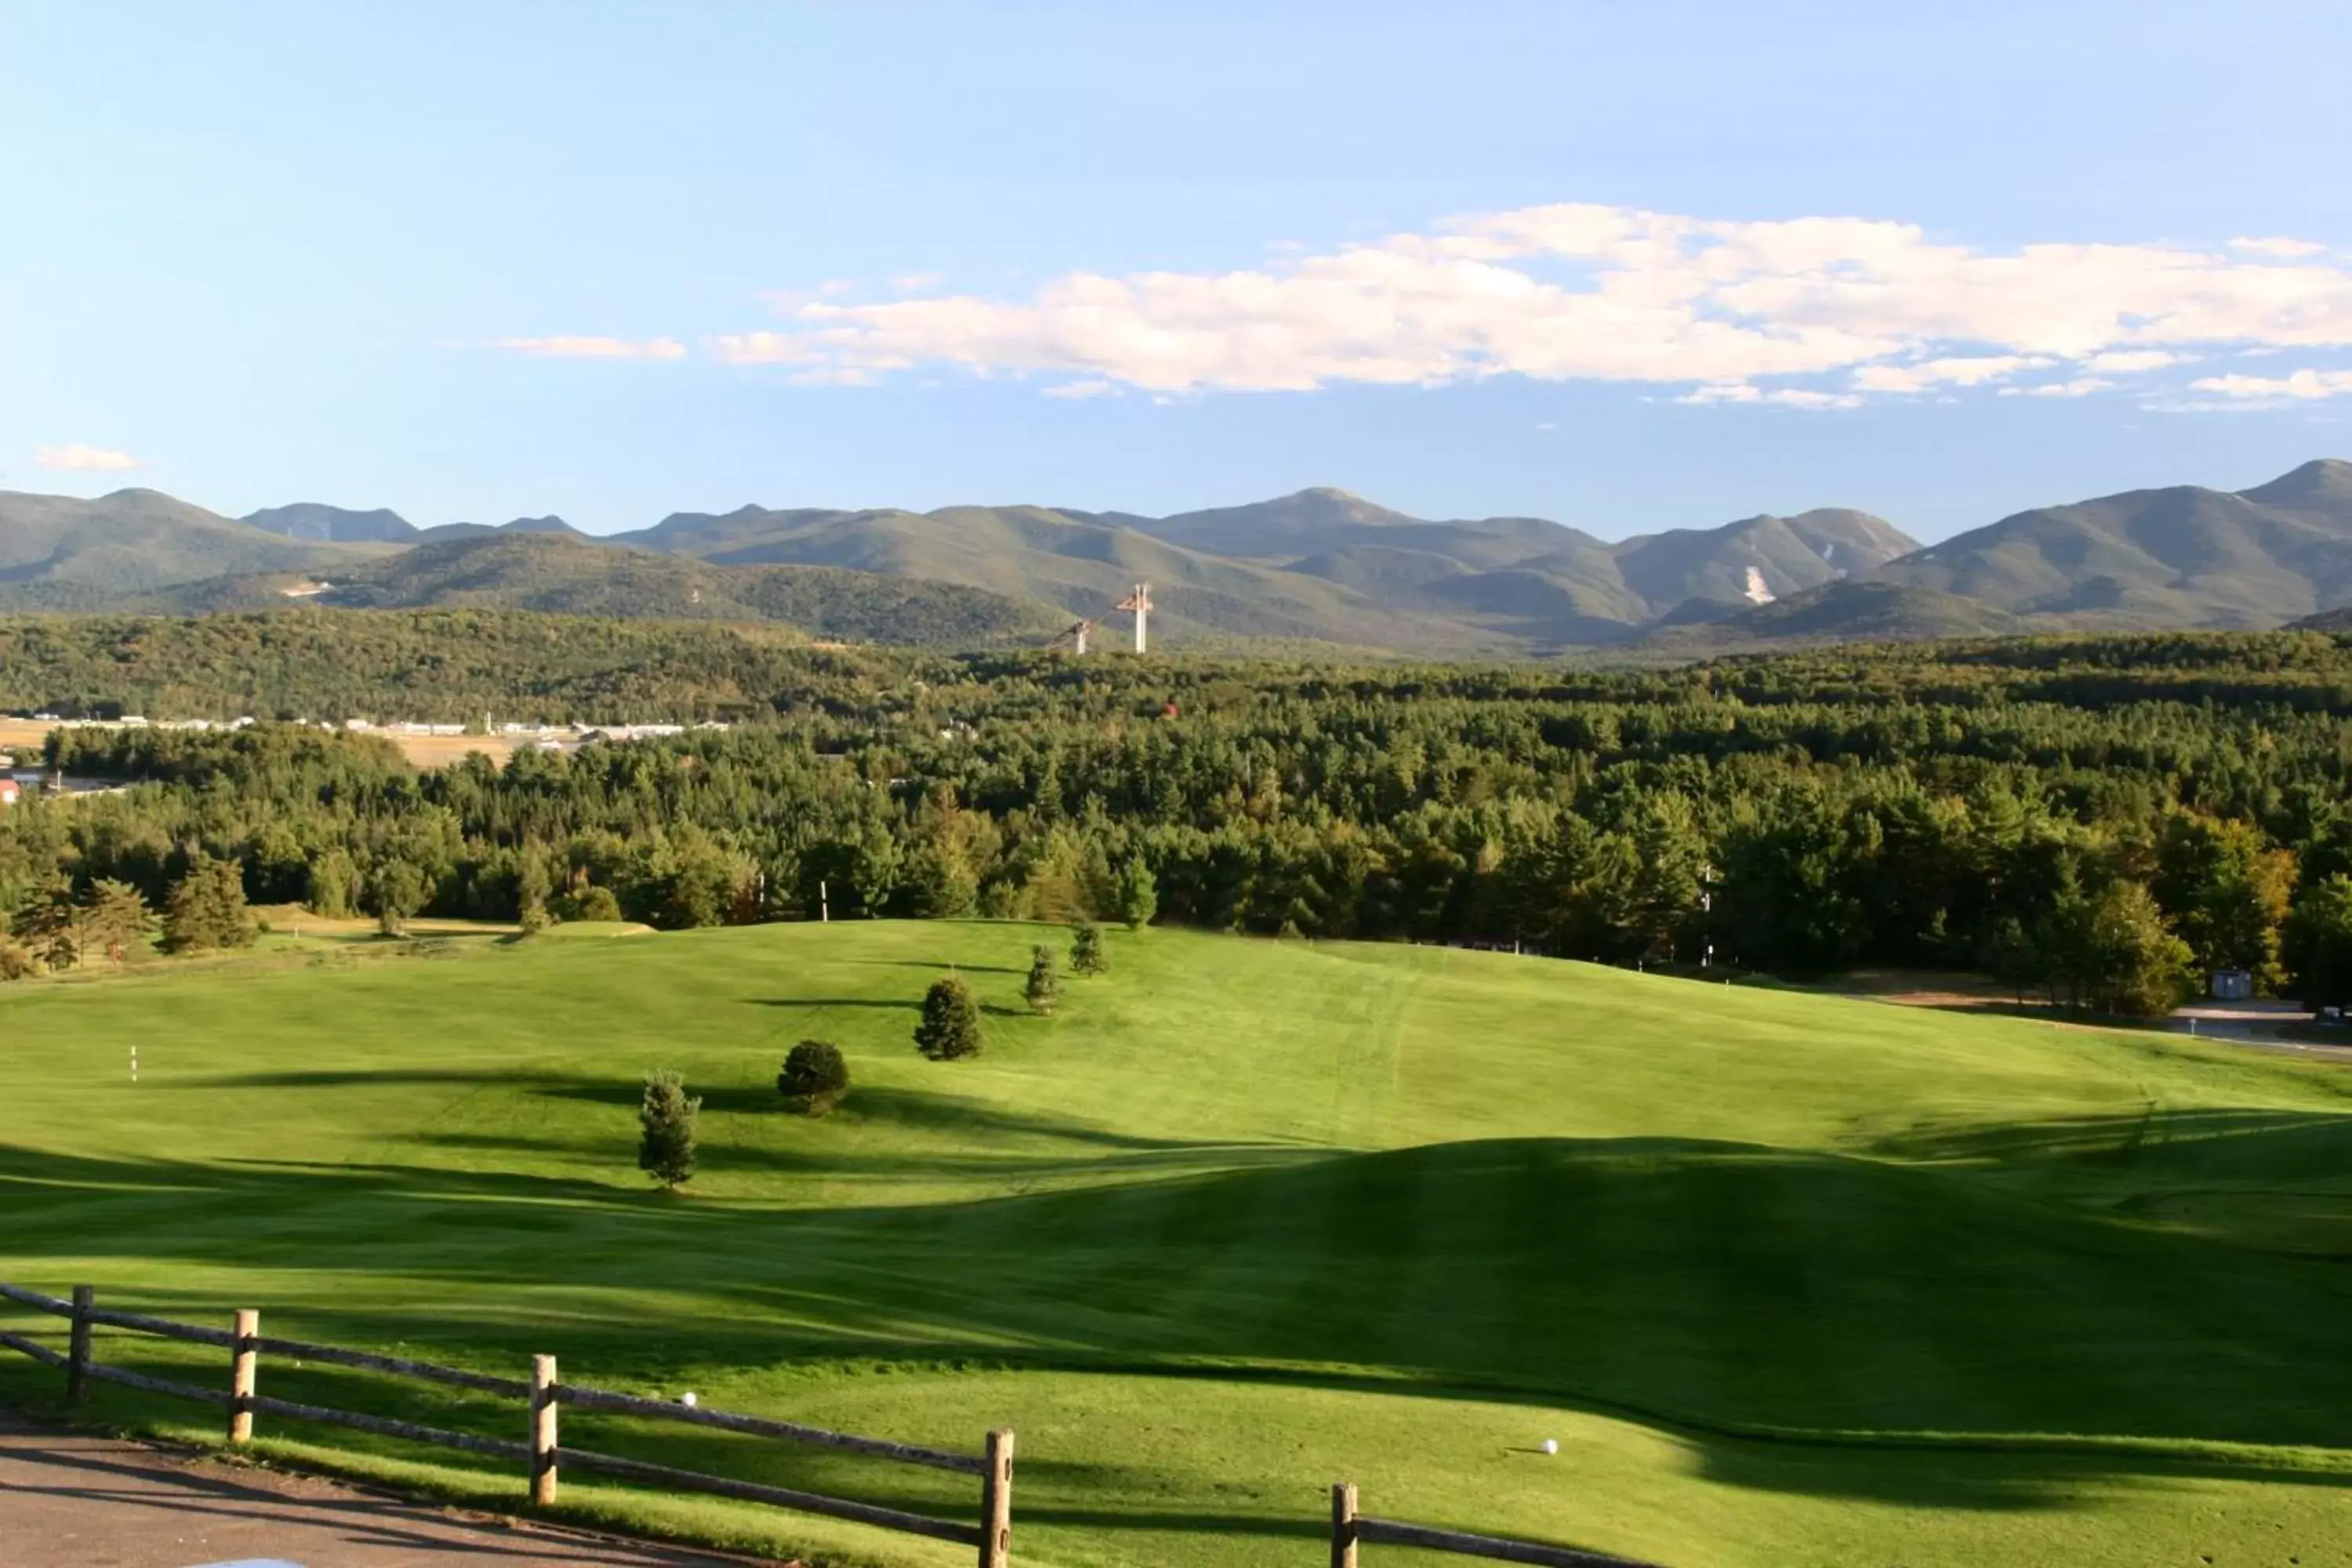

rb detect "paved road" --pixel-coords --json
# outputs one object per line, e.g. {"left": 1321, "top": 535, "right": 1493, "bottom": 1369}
{"left": 0, "top": 1414, "right": 769, "bottom": 1568}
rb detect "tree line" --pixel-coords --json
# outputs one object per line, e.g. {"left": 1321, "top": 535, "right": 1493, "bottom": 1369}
{"left": 12, "top": 623, "right": 2352, "bottom": 1015}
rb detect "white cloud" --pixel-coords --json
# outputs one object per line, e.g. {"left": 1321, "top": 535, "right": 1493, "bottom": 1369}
{"left": 710, "top": 202, "right": 2352, "bottom": 406}
{"left": 2188, "top": 368, "right": 2352, "bottom": 401}
{"left": 2230, "top": 237, "right": 2328, "bottom": 259}
{"left": 1675, "top": 383, "right": 1860, "bottom": 409}
{"left": 2084, "top": 349, "right": 2183, "bottom": 373}
{"left": 1850, "top": 354, "right": 2045, "bottom": 393}
{"left": 492, "top": 336, "right": 687, "bottom": 360}
{"left": 35, "top": 444, "right": 138, "bottom": 471}
{"left": 1998, "top": 378, "right": 2119, "bottom": 398}
{"left": 1042, "top": 379, "right": 1120, "bottom": 399}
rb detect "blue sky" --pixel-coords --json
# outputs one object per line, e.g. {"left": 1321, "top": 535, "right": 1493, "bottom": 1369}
{"left": 8, "top": 2, "right": 2352, "bottom": 541}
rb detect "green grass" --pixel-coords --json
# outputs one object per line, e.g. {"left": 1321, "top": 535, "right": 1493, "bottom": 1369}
{"left": 6, "top": 922, "right": 2352, "bottom": 1566}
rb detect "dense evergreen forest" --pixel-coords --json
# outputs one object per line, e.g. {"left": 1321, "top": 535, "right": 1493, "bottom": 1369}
{"left": 12, "top": 618, "right": 2352, "bottom": 1015}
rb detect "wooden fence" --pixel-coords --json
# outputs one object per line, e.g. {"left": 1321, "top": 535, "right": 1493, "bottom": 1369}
{"left": 1331, "top": 1482, "right": 1662, "bottom": 1568}
{"left": 0, "top": 1282, "right": 1013, "bottom": 1568}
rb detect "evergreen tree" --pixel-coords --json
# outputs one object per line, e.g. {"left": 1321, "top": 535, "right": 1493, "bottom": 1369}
{"left": 1976, "top": 914, "right": 2042, "bottom": 1005}
{"left": 1116, "top": 855, "right": 1158, "bottom": 931}
{"left": 1025, "top": 944, "right": 1059, "bottom": 1013}
{"left": 777, "top": 1039, "right": 850, "bottom": 1114}
{"left": 82, "top": 879, "right": 156, "bottom": 964}
{"left": 164, "top": 855, "right": 255, "bottom": 953}
{"left": 637, "top": 1069, "right": 700, "bottom": 1188}
{"left": 13, "top": 876, "right": 80, "bottom": 972}
{"left": 1070, "top": 923, "right": 1108, "bottom": 975}
{"left": 914, "top": 975, "right": 983, "bottom": 1060}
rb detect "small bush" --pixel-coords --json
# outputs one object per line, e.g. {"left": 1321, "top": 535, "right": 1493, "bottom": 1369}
{"left": 1025, "top": 945, "right": 1059, "bottom": 1013}
{"left": 915, "top": 975, "right": 983, "bottom": 1060}
{"left": 1070, "top": 923, "right": 1108, "bottom": 975}
{"left": 779, "top": 1039, "right": 850, "bottom": 1114}
{"left": 557, "top": 884, "right": 623, "bottom": 922}
{"left": 637, "top": 1069, "right": 701, "bottom": 1188}
{"left": 0, "top": 938, "right": 38, "bottom": 981}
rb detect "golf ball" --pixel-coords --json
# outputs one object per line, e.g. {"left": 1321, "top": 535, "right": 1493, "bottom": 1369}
{"left": 1541, "top": 1439, "right": 1559, "bottom": 1455}
{"left": 681, "top": 1391, "right": 699, "bottom": 1408}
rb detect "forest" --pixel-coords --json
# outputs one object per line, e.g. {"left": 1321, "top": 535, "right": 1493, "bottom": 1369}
{"left": 10, "top": 619, "right": 2352, "bottom": 1016}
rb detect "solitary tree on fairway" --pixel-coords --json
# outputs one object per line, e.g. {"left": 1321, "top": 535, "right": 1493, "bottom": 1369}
{"left": 915, "top": 975, "right": 983, "bottom": 1059}
{"left": 1025, "top": 944, "right": 1060, "bottom": 1013}
{"left": 1071, "top": 923, "right": 1108, "bottom": 975}
{"left": 637, "top": 1070, "right": 700, "bottom": 1188}
{"left": 778, "top": 1039, "right": 850, "bottom": 1114}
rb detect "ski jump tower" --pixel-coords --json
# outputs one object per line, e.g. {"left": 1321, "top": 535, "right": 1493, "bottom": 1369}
{"left": 1116, "top": 583, "right": 1153, "bottom": 654}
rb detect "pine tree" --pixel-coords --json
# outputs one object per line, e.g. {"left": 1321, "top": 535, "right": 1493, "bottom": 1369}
{"left": 637, "top": 1070, "right": 700, "bottom": 1188}
{"left": 13, "top": 877, "right": 80, "bottom": 972}
{"left": 914, "top": 975, "right": 983, "bottom": 1060}
{"left": 82, "top": 879, "right": 156, "bottom": 964}
{"left": 164, "top": 855, "right": 255, "bottom": 953}
{"left": 1070, "top": 923, "right": 1108, "bottom": 976}
{"left": 1116, "top": 856, "right": 1158, "bottom": 931}
{"left": 1025, "top": 944, "right": 1059, "bottom": 1014}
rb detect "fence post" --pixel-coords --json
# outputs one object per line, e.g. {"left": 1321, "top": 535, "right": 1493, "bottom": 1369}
{"left": 978, "top": 1427, "right": 1014, "bottom": 1568}
{"left": 1330, "top": 1481, "right": 1359, "bottom": 1568}
{"left": 227, "top": 1309, "right": 258, "bottom": 1443}
{"left": 529, "top": 1354, "right": 559, "bottom": 1507}
{"left": 66, "top": 1286, "right": 93, "bottom": 1405}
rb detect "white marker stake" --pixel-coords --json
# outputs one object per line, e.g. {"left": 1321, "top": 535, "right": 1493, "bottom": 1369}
{"left": 130, "top": 1046, "right": 137, "bottom": 1083}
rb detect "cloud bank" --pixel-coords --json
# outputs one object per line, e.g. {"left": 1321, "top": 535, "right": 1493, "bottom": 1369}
{"left": 706, "top": 203, "right": 2352, "bottom": 406}
{"left": 34, "top": 444, "right": 139, "bottom": 471}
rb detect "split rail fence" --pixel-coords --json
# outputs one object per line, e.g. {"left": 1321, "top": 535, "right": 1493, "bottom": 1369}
{"left": 0, "top": 1282, "right": 1014, "bottom": 1567}
{"left": 1330, "top": 1482, "right": 1662, "bottom": 1568}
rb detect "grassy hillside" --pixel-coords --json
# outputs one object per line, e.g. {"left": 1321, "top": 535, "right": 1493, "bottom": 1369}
{"left": 5, "top": 924, "right": 2352, "bottom": 1566}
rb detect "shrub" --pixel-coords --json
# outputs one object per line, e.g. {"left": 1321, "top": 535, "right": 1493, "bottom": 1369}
{"left": 1025, "top": 945, "right": 1059, "bottom": 1014}
{"left": 0, "top": 937, "right": 38, "bottom": 981}
{"left": 637, "top": 1069, "right": 701, "bottom": 1188}
{"left": 915, "top": 975, "right": 983, "bottom": 1060}
{"left": 779, "top": 1039, "right": 850, "bottom": 1114}
{"left": 1070, "top": 923, "right": 1107, "bottom": 976}
{"left": 556, "top": 883, "right": 623, "bottom": 922}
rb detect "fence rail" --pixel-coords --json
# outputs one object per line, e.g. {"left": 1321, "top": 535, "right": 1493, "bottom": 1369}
{"left": 0, "top": 1282, "right": 1012, "bottom": 1566}
{"left": 1333, "top": 1483, "right": 1661, "bottom": 1568}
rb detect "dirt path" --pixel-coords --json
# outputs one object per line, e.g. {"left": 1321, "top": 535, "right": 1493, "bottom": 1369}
{"left": 0, "top": 1414, "right": 761, "bottom": 1568}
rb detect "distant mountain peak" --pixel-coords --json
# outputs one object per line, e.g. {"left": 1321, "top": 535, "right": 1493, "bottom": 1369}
{"left": 2241, "top": 458, "right": 2352, "bottom": 509}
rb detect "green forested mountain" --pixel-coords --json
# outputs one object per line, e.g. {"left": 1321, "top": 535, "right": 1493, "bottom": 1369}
{"left": 0, "top": 489, "right": 387, "bottom": 593}
{"left": 16, "top": 460, "right": 2352, "bottom": 652}
{"left": 1878, "top": 459, "right": 2352, "bottom": 626}
{"left": 164, "top": 534, "right": 1061, "bottom": 644}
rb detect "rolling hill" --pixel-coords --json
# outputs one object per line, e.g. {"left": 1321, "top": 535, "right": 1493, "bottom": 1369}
{"left": 6, "top": 921, "right": 2352, "bottom": 1566}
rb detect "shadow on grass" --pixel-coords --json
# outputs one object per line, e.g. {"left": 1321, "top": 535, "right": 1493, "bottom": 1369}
{"left": 13, "top": 1127, "right": 2352, "bottom": 1519}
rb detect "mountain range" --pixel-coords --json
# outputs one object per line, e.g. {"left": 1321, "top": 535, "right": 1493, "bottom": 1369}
{"left": 3, "top": 459, "right": 2350, "bottom": 652}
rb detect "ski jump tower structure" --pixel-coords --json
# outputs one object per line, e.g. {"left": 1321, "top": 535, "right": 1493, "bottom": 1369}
{"left": 1116, "top": 583, "right": 1153, "bottom": 654}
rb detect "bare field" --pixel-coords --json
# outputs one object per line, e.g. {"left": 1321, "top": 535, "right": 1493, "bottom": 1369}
{"left": 0, "top": 718, "right": 518, "bottom": 769}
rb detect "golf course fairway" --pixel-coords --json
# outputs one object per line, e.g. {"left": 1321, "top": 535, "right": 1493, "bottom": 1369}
{"left": 5, "top": 921, "right": 2352, "bottom": 1566}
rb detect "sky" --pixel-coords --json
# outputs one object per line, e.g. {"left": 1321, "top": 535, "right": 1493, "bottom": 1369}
{"left": 8, "top": 2, "right": 2352, "bottom": 543}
